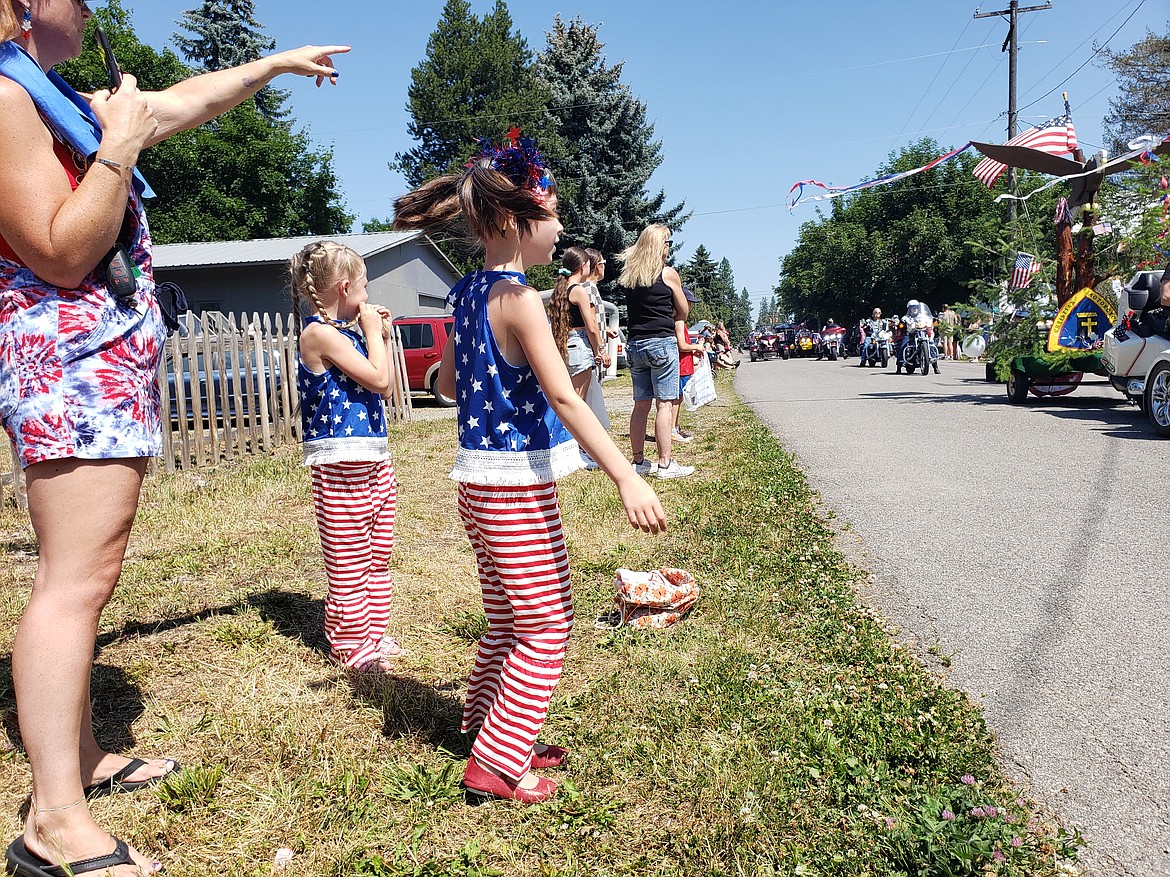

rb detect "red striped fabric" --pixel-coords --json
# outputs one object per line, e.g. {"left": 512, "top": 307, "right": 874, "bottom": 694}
{"left": 457, "top": 481, "right": 574, "bottom": 781}
{"left": 973, "top": 113, "right": 1079, "bottom": 188}
{"left": 311, "top": 460, "right": 397, "bottom": 668}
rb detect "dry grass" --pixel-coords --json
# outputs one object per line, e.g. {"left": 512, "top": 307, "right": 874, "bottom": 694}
{"left": 0, "top": 376, "right": 1077, "bottom": 877}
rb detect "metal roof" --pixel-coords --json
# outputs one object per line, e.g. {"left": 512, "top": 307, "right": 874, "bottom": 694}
{"left": 151, "top": 231, "right": 430, "bottom": 270}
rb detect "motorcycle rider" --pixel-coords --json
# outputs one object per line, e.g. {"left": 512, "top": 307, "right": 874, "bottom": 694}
{"left": 860, "top": 307, "right": 885, "bottom": 366}
{"left": 896, "top": 300, "right": 940, "bottom": 374}
{"left": 816, "top": 317, "right": 839, "bottom": 360}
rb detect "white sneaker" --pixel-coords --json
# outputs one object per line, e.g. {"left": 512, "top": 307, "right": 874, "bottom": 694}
{"left": 656, "top": 460, "right": 694, "bottom": 479}
{"left": 633, "top": 458, "right": 656, "bottom": 476}
{"left": 671, "top": 428, "right": 694, "bottom": 443}
{"left": 582, "top": 454, "right": 600, "bottom": 471}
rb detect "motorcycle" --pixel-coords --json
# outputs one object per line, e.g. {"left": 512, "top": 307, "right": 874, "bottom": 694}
{"left": 896, "top": 305, "right": 940, "bottom": 375}
{"left": 817, "top": 326, "right": 847, "bottom": 361}
{"left": 748, "top": 328, "right": 781, "bottom": 361}
{"left": 1102, "top": 269, "right": 1170, "bottom": 435}
{"left": 859, "top": 320, "right": 893, "bottom": 368}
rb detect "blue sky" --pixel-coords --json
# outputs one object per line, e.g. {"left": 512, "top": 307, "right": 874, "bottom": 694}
{"left": 124, "top": 0, "right": 1161, "bottom": 314}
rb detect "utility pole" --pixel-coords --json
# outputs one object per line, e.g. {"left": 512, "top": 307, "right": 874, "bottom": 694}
{"left": 974, "top": 0, "right": 1052, "bottom": 225}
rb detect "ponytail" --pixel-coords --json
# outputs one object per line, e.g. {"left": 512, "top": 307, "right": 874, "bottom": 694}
{"left": 547, "top": 247, "right": 590, "bottom": 360}
{"left": 393, "top": 159, "right": 557, "bottom": 249}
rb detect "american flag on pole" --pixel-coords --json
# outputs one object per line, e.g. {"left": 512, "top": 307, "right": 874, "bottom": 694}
{"left": 1010, "top": 252, "right": 1041, "bottom": 290}
{"left": 973, "top": 101, "right": 1079, "bottom": 188}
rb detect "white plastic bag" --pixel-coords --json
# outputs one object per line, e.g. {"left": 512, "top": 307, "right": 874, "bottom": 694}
{"left": 682, "top": 353, "right": 717, "bottom": 411}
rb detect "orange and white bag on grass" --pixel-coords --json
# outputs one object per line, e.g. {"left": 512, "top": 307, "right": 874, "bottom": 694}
{"left": 612, "top": 567, "right": 700, "bottom": 630}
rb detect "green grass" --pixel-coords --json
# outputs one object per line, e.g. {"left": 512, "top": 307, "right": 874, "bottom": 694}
{"left": 0, "top": 375, "right": 1079, "bottom": 876}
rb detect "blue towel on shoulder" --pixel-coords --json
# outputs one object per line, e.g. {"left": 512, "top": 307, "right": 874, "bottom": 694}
{"left": 0, "top": 39, "right": 153, "bottom": 197}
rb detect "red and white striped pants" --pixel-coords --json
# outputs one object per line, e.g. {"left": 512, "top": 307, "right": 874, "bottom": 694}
{"left": 457, "top": 481, "right": 574, "bottom": 781}
{"left": 311, "top": 460, "right": 397, "bottom": 669}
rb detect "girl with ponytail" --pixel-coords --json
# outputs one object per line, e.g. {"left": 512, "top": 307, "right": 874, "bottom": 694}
{"left": 393, "top": 133, "right": 666, "bottom": 805}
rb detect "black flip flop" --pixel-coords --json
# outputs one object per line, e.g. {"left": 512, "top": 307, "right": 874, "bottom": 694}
{"left": 5, "top": 835, "right": 160, "bottom": 876}
{"left": 82, "top": 757, "right": 180, "bottom": 800}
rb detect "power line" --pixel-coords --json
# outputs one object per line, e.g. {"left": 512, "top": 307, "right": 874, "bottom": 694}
{"left": 892, "top": 18, "right": 972, "bottom": 146}
{"left": 1017, "top": 0, "right": 1148, "bottom": 112}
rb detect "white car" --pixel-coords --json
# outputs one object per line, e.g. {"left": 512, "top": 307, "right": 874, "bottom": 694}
{"left": 1102, "top": 270, "right": 1170, "bottom": 435}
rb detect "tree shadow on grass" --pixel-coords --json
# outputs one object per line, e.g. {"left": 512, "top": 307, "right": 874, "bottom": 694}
{"left": 247, "top": 588, "right": 468, "bottom": 755}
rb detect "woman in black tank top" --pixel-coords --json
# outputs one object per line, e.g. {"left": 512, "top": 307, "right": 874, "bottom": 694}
{"left": 616, "top": 224, "right": 694, "bottom": 479}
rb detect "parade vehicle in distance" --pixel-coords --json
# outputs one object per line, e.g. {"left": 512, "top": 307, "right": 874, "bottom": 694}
{"left": 794, "top": 328, "right": 817, "bottom": 357}
{"left": 748, "top": 326, "right": 782, "bottom": 361}
{"left": 1102, "top": 270, "right": 1170, "bottom": 435}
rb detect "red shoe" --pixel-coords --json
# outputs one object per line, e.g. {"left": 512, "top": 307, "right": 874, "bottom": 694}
{"left": 462, "top": 756, "right": 559, "bottom": 803}
{"left": 530, "top": 744, "right": 568, "bottom": 769}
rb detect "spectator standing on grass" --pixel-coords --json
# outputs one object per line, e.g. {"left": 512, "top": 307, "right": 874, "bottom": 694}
{"left": 547, "top": 246, "right": 607, "bottom": 469}
{"left": 940, "top": 306, "right": 960, "bottom": 360}
{"left": 671, "top": 287, "right": 705, "bottom": 443}
{"left": 0, "top": 1, "right": 346, "bottom": 873}
{"left": 584, "top": 247, "right": 617, "bottom": 351}
{"left": 291, "top": 241, "right": 405, "bottom": 673}
{"left": 393, "top": 131, "right": 666, "bottom": 804}
{"left": 618, "top": 223, "right": 693, "bottom": 479}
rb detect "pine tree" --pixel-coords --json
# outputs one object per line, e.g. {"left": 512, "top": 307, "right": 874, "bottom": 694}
{"left": 537, "top": 16, "right": 688, "bottom": 269}
{"left": 173, "top": 1, "right": 289, "bottom": 124}
{"left": 731, "top": 287, "right": 753, "bottom": 341}
{"left": 392, "top": 0, "right": 556, "bottom": 188}
{"left": 678, "top": 247, "right": 720, "bottom": 313}
{"left": 58, "top": 0, "right": 351, "bottom": 243}
{"left": 1098, "top": 24, "right": 1170, "bottom": 154}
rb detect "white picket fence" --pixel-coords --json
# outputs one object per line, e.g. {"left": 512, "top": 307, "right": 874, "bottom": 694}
{"left": 158, "top": 311, "right": 412, "bottom": 473}
{"left": 1, "top": 311, "right": 413, "bottom": 505}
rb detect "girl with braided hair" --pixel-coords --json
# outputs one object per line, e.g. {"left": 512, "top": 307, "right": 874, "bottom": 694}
{"left": 394, "top": 133, "right": 666, "bottom": 803}
{"left": 290, "top": 240, "right": 403, "bottom": 673}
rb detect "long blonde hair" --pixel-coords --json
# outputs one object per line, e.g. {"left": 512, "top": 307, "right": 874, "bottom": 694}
{"left": 0, "top": 2, "right": 22, "bottom": 41}
{"left": 288, "top": 240, "right": 365, "bottom": 328}
{"left": 547, "top": 247, "right": 590, "bottom": 360}
{"left": 617, "top": 224, "right": 670, "bottom": 289}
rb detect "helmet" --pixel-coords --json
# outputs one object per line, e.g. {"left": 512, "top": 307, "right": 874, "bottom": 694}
{"left": 908, "top": 299, "right": 919, "bottom": 308}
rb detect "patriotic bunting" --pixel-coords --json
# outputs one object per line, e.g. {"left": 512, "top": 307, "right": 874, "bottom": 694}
{"left": 786, "top": 143, "right": 973, "bottom": 210}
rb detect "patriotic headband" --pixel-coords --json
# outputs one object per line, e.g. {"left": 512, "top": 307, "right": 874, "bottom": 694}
{"left": 468, "top": 126, "right": 552, "bottom": 196}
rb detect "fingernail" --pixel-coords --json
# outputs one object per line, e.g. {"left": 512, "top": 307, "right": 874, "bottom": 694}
{"left": 328, "top": 70, "right": 339, "bottom": 78}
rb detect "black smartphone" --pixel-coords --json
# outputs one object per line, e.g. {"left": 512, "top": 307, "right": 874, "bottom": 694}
{"left": 94, "top": 25, "right": 122, "bottom": 90}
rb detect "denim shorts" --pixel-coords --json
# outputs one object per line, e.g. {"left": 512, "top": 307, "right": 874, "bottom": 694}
{"left": 627, "top": 336, "right": 679, "bottom": 401}
{"left": 565, "top": 328, "right": 594, "bottom": 376}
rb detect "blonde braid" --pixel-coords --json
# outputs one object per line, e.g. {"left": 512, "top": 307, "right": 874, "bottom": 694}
{"left": 289, "top": 241, "right": 361, "bottom": 329}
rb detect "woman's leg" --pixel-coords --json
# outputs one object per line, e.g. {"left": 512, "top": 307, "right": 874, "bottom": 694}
{"left": 15, "top": 457, "right": 160, "bottom": 873}
{"left": 459, "top": 483, "right": 573, "bottom": 786}
{"left": 570, "top": 368, "right": 591, "bottom": 401}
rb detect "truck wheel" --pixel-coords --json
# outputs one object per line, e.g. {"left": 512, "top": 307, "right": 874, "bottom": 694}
{"left": 1006, "top": 370, "right": 1029, "bottom": 404}
{"left": 430, "top": 374, "right": 457, "bottom": 408}
{"left": 1145, "top": 362, "right": 1170, "bottom": 437}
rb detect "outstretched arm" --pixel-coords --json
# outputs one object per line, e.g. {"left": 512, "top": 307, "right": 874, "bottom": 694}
{"left": 501, "top": 285, "right": 666, "bottom": 534}
{"left": 139, "top": 45, "right": 349, "bottom": 144}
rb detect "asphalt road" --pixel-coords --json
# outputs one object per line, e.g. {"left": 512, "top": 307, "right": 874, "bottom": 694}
{"left": 736, "top": 355, "right": 1170, "bottom": 877}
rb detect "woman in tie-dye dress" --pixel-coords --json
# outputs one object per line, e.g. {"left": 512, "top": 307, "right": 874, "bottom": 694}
{"left": 0, "top": 3, "right": 347, "bottom": 874}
